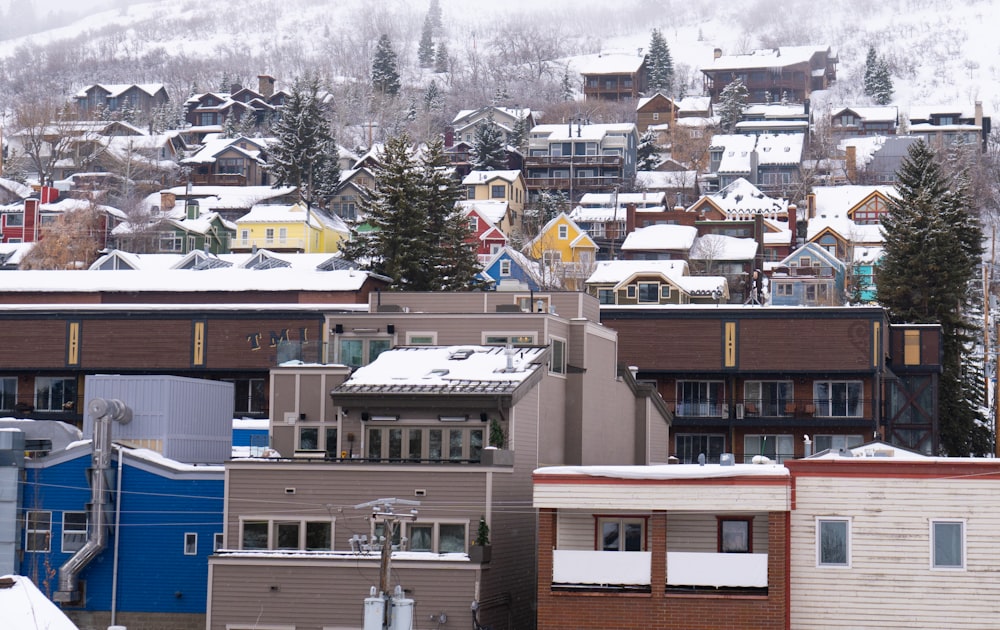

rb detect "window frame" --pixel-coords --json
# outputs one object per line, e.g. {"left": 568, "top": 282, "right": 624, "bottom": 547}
{"left": 674, "top": 433, "right": 726, "bottom": 464}
{"left": 482, "top": 332, "right": 536, "bottom": 346}
{"left": 558, "top": 224, "right": 569, "bottom": 239}
{"left": 744, "top": 433, "right": 795, "bottom": 463}
{"left": 813, "top": 380, "right": 864, "bottom": 417}
{"left": 25, "top": 510, "right": 52, "bottom": 552}
{"left": 816, "top": 517, "right": 851, "bottom": 568}
{"left": 0, "top": 377, "right": 16, "bottom": 412}
{"left": 718, "top": 517, "right": 752, "bottom": 553}
{"left": 549, "top": 337, "right": 567, "bottom": 375}
{"left": 676, "top": 380, "right": 725, "bottom": 418}
{"left": 596, "top": 516, "right": 646, "bottom": 551}
{"left": 406, "top": 331, "right": 437, "bottom": 345}
{"left": 214, "top": 532, "right": 224, "bottom": 551}
{"left": 184, "top": 532, "right": 198, "bottom": 555}
{"left": 490, "top": 184, "right": 506, "bottom": 199}
{"left": 637, "top": 282, "right": 660, "bottom": 304}
{"left": 34, "top": 376, "right": 76, "bottom": 413}
{"left": 499, "top": 259, "right": 512, "bottom": 277}
{"left": 239, "top": 517, "right": 335, "bottom": 551}
{"left": 62, "top": 511, "right": 88, "bottom": 553}
{"left": 744, "top": 380, "right": 793, "bottom": 417}
{"left": 931, "top": 519, "right": 965, "bottom": 570}
{"left": 335, "top": 334, "right": 394, "bottom": 369}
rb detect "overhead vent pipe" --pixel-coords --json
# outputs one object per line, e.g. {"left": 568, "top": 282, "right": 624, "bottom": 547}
{"left": 54, "top": 398, "right": 132, "bottom": 603}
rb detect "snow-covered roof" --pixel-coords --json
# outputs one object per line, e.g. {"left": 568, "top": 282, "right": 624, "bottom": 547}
{"left": 635, "top": 170, "right": 698, "bottom": 190}
{"left": 586, "top": 259, "right": 688, "bottom": 284}
{"left": 620, "top": 224, "right": 698, "bottom": 251}
{"left": 0, "top": 177, "right": 33, "bottom": 199}
{"left": 579, "top": 192, "right": 666, "bottom": 208}
{"left": 908, "top": 103, "right": 987, "bottom": 120}
{"left": 0, "top": 242, "right": 35, "bottom": 265}
{"left": 743, "top": 103, "right": 808, "bottom": 119}
{"left": 75, "top": 82, "right": 164, "bottom": 98}
{"left": 235, "top": 203, "right": 349, "bottom": 233}
{"left": 702, "top": 45, "right": 832, "bottom": 72}
{"left": 838, "top": 135, "right": 888, "bottom": 169}
{"left": 0, "top": 268, "right": 382, "bottom": 293}
{"left": 181, "top": 135, "right": 272, "bottom": 164}
{"left": 459, "top": 200, "right": 508, "bottom": 226}
{"left": 689, "top": 234, "right": 758, "bottom": 261}
{"left": 0, "top": 197, "right": 125, "bottom": 221}
{"left": 461, "top": 170, "right": 522, "bottom": 185}
{"left": 569, "top": 50, "right": 646, "bottom": 75}
{"left": 332, "top": 345, "right": 546, "bottom": 394}
{"left": 530, "top": 123, "right": 636, "bottom": 141}
{"left": 569, "top": 205, "right": 627, "bottom": 223}
{"left": 854, "top": 246, "right": 883, "bottom": 264}
{"left": 806, "top": 440, "right": 928, "bottom": 460}
{"left": 830, "top": 105, "right": 898, "bottom": 122}
{"left": 140, "top": 186, "right": 297, "bottom": 213}
{"left": 676, "top": 96, "right": 711, "bottom": 114}
{"left": 703, "top": 177, "right": 788, "bottom": 217}
{"left": 0, "top": 575, "right": 78, "bottom": 630}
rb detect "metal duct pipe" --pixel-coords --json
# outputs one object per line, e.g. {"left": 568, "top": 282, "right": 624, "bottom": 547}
{"left": 54, "top": 398, "right": 131, "bottom": 603}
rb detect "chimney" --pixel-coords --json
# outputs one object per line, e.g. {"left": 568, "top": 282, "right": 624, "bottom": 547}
{"left": 787, "top": 203, "right": 797, "bottom": 247}
{"left": 806, "top": 193, "right": 816, "bottom": 218}
{"left": 626, "top": 202, "right": 637, "bottom": 234}
{"left": 258, "top": 74, "right": 275, "bottom": 99}
{"left": 845, "top": 145, "right": 857, "bottom": 182}
{"left": 750, "top": 149, "right": 759, "bottom": 185}
{"left": 160, "top": 191, "right": 176, "bottom": 210}
{"left": 24, "top": 198, "right": 38, "bottom": 242}
{"left": 713, "top": 47, "right": 723, "bottom": 60}
{"left": 975, "top": 100, "right": 983, "bottom": 128}
{"left": 444, "top": 127, "right": 454, "bottom": 148}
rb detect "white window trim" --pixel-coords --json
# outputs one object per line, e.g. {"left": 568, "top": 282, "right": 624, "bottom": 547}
{"left": 402, "top": 520, "right": 470, "bottom": 553}
{"left": 238, "top": 517, "right": 336, "bottom": 551}
{"left": 930, "top": 519, "right": 966, "bottom": 570}
{"left": 816, "top": 517, "right": 851, "bottom": 568}
{"left": 25, "top": 510, "right": 51, "bottom": 552}
{"left": 214, "top": 532, "right": 224, "bottom": 551}
{"left": 482, "top": 331, "right": 536, "bottom": 345}
{"left": 549, "top": 336, "right": 567, "bottom": 377}
{"left": 61, "top": 511, "right": 88, "bottom": 553}
{"left": 184, "top": 532, "right": 198, "bottom": 555}
{"left": 406, "top": 331, "right": 438, "bottom": 345}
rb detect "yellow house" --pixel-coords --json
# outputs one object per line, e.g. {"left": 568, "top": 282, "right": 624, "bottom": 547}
{"left": 232, "top": 202, "right": 350, "bottom": 253}
{"left": 461, "top": 170, "right": 526, "bottom": 236}
{"left": 523, "top": 212, "right": 598, "bottom": 290}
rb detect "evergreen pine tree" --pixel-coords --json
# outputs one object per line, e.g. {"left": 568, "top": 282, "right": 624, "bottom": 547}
{"left": 238, "top": 107, "right": 258, "bottom": 137}
{"left": 876, "top": 139, "right": 989, "bottom": 455}
{"left": 418, "top": 15, "right": 435, "bottom": 68}
{"left": 863, "top": 45, "right": 894, "bottom": 105}
{"left": 423, "top": 80, "right": 442, "bottom": 112}
{"left": 470, "top": 110, "right": 507, "bottom": 171}
{"left": 646, "top": 28, "right": 674, "bottom": 95}
{"left": 372, "top": 34, "right": 401, "bottom": 97}
{"left": 434, "top": 42, "right": 449, "bottom": 74}
{"left": 508, "top": 113, "right": 529, "bottom": 154}
{"left": 222, "top": 112, "right": 238, "bottom": 138}
{"left": 560, "top": 68, "right": 574, "bottom": 101}
{"left": 637, "top": 129, "right": 661, "bottom": 171}
{"left": 717, "top": 78, "right": 749, "bottom": 133}
{"left": 268, "top": 75, "right": 341, "bottom": 210}
{"left": 428, "top": 0, "right": 443, "bottom": 35}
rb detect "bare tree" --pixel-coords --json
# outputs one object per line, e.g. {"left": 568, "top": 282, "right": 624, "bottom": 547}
{"left": 20, "top": 204, "right": 106, "bottom": 269}
{"left": 12, "top": 96, "right": 78, "bottom": 186}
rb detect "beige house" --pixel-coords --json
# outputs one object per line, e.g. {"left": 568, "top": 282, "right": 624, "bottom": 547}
{"left": 207, "top": 291, "right": 671, "bottom": 630}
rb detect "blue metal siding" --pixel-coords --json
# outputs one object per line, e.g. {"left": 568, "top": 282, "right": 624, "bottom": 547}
{"left": 19, "top": 452, "right": 223, "bottom": 614}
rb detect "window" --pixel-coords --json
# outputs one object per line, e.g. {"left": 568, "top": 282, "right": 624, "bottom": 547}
{"left": 25, "top": 511, "right": 51, "bottom": 552}
{"left": 6, "top": 213, "right": 23, "bottom": 227}
{"left": 499, "top": 259, "right": 511, "bottom": 276}
{"left": 298, "top": 427, "right": 319, "bottom": 450}
{"left": 597, "top": 288, "right": 615, "bottom": 304}
{"left": 516, "top": 294, "right": 549, "bottom": 313}
{"left": 226, "top": 378, "right": 267, "bottom": 414}
{"left": 626, "top": 285, "right": 637, "bottom": 299}
{"left": 637, "top": 282, "right": 659, "bottom": 303}
{"left": 598, "top": 517, "right": 644, "bottom": 551}
{"left": 336, "top": 336, "right": 393, "bottom": 369}
{"left": 660, "top": 285, "right": 671, "bottom": 299}
{"left": 366, "top": 426, "right": 483, "bottom": 462}
{"left": 491, "top": 184, "right": 505, "bottom": 199}
{"left": 265, "top": 228, "right": 275, "bottom": 243}
{"left": 558, "top": 224, "right": 568, "bottom": 239}
{"left": 652, "top": 112, "right": 659, "bottom": 120}
{"left": 469, "top": 216, "right": 479, "bottom": 232}
{"left": 775, "top": 282, "right": 793, "bottom": 297}
{"left": 932, "top": 520, "right": 964, "bottom": 569}
{"left": 406, "top": 332, "right": 437, "bottom": 345}
{"left": 744, "top": 434, "right": 794, "bottom": 463}
{"left": 0, "top": 377, "right": 15, "bottom": 412}
{"left": 484, "top": 332, "right": 535, "bottom": 345}
{"left": 744, "top": 380, "right": 793, "bottom": 417}
{"left": 278, "top": 227, "right": 287, "bottom": 243}
{"left": 677, "top": 381, "right": 724, "bottom": 417}
{"left": 240, "top": 229, "right": 249, "bottom": 245}
{"left": 814, "top": 434, "right": 863, "bottom": 453}
{"left": 214, "top": 532, "right": 224, "bottom": 551}
{"left": 675, "top": 434, "right": 725, "bottom": 464}
{"left": 904, "top": 329, "right": 921, "bottom": 365}
{"left": 275, "top": 522, "right": 299, "bottom": 549}
{"left": 306, "top": 521, "right": 332, "bottom": 550}
{"left": 439, "top": 523, "right": 467, "bottom": 553}
{"left": 159, "top": 233, "right": 182, "bottom": 252}
{"left": 805, "top": 283, "right": 830, "bottom": 304}
{"left": 35, "top": 377, "right": 76, "bottom": 412}
{"left": 550, "top": 338, "right": 566, "bottom": 375}
{"left": 408, "top": 523, "right": 433, "bottom": 551}
{"left": 466, "top": 185, "right": 476, "bottom": 199}
{"left": 217, "top": 158, "right": 244, "bottom": 174}
{"left": 814, "top": 381, "right": 863, "bottom": 417}
{"left": 241, "top": 520, "right": 268, "bottom": 549}
{"left": 240, "top": 519, "right": 333, "bottom": 550}
{"left": 817, "top": 518, "right": 850, "bottom": 567}
{"left": 719, "top": 518, "right": 751, "bottom": 553}
{"left": 184, "top": 532, "right": 198, "bottom": 555}
{"left": 62, "top": 512, "right": 88, "bottom": 553}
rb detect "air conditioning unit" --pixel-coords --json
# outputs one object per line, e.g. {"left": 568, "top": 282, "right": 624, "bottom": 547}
{"left": 736, "top": 403, "right": 745, "bottom": 420}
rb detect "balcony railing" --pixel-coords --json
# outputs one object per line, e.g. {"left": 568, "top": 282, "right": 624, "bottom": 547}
{"left": 551, "top": 550, "right": 767, "bottom": 589}
{"left": 236, "top": 237, "right": 307, "bottom": 251}
{"left": 673, "top": 398, "right": 870, "bottom": 420}
{"left": 524, "top": 155, "right": 623, "bottom": 168}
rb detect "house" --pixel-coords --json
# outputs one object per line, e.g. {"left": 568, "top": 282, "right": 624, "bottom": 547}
{"left": 180, "top": 135, "right": 274, "bottom": 187}
{"left": 481, "top": 246, "right": 547, "bottom": 291}
{"left": 449, "top": 106, "right": 535, "bottom": 147}
{"left": 183, "top": 76, "right": 287, "bottom": 142}
{"left": 331, "top": 166, "right": 376, "bottom": 221}
{"left": 0, "top": 196, "right": 124, "bottom": 247}
{"left": 786, "top": 444, "right": 1000, "bottom": 628}
{"left": 534, "top": 462, "right": 790, "bottom": 630}
{"left": 574, "top": 50, "right": 648, "bottom": 101}
{"left": 208, "top": 293, "right": 671, "bottom": 630}
{"left": 701, "top": 45, "right": 838, "bottom": 103}
{"left": 827, "top": 106, "right": 899, "bottom": 141}
{"left": 74, "top": 83, "right": 169, "bottom": 118}
{"left": 907, "top": 101, "right": 991, "bottom": 151}
{"left": 840, "top": 135, "right": 921, "bottom": 185}
{"left": 522, "top": 212, "right": 598, "bottom": 290}
{"left": 635, "top": 170, "right": 699, "bottom": 208}
{"left": 688, "top": 177, "right": 789, "bottom": 223}
{"left": 688, "top": 233, "right": 759, "bottom": 300}
{"left": 462, "top": 203, "right": 509, "bottom": 264}
{"left": 704, "top": 133, "right": 804, "bottom": 194}
{"left": 571, "top": 192, "right": 664, "bottom": 259}
{"left": 109, "top": 198, "right": 237, "bottom": 254}
{"left": 768, "top": 242, "right": 847, "bottom": 306}
{"left": 461, "top": 169, "right": 527, "bottom": 235}
{"left": 585, "top": 259, "right": 729, "bottom": 305}
{"left": 737, "top": 103, "right": 811, "bottom": 137}
{"left": 523, "top": 123, "right": 638, "bottom": 204}
{"left": 803, "top": 186, "right": 892, "bottom": 285}
{"left": 232, "top": 202, "right": 349, "bottom": 254}
{"left": 620, "top": 223, "right": 698, "bottom": 261}
{"left": 599, "top": 305, "right": 945, "bottom": 461}
{"left": 636, "top": 93, "right": 679, "bottom": 134}
{"left": 141, "top": 185, "right": 299, "bottom": 224}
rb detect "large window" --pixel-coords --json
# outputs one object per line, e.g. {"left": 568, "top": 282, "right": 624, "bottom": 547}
{"left": 597, "top": 288, "right": 615, "bottom": 304}
{"left": 719, "top": 518, "right": 752, "bottom": 553}
{"left": 676, "top": 381, "right": 724, "bottom": 417}
{"left": 0, "top": 377, "right": 16, "bottom": 412}
{"left": 25, "top": 511, "right": 51, "bottom": 552}
{"left": 932, "top": 520, "right": 965, "bottom": 570}
{"left": 404, "top": 522, "right": 467, "bottom": 553}
{"left": 814, "top": 380, "right": 863, "bottom": 417}
{"left": 675, "top": 434, "right": 725, "bottom": 464}
{"left": 337, "top": 336, "right": 392, "bottom": 369}
{"left": 225, "top": 378, "right": 267, "bottom": 415}
{"left": 744, "top": 434, "right": 794, "bottom": 463}
{"left": 637, "top": 282, "right": 660, "bottom": 303}
{"left": 491, "top": 184, "right": 506, "bottom": 199}
{"left": 744, "top": 380, "right": 793, "bottom": 417}
{"left": 366, "top": 426, "right": 483, "bottom": 462}
{"left": 240, "top": 519, "right": 333, "bottom": 551}
{"left": 62, "top": 512, "right": 88, "bottom": 553}
{"left": 814, "top": 434, "right": 863, "bottom": 453}
{"left": 817, "top": 518, "right": 850, "bottom": 567}
{"left": 549, "top": 338, "right": 566, "bottom": 375}
{"left": 483, "top": 332, "right": 535, "bottom": 345}
{"left": 217, "top": 158, "right": 244, "bottom": 174}
{"left": 598, "top": 517, "right": 644, "bottom": 551}
{"left": 35, "top": 377, "right": 76, "bottom": 412}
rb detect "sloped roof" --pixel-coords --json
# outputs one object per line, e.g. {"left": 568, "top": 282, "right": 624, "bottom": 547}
{"left": 459, "top": 200, "right": 509, "bottom": 226}
{"left": 690, "top": 234, "right": 758, "bottom": 261}
{"left": 530, "top": 123, "right": 636, "bottom": 141}
{"left": 570, "top": 50, "right": 646, "bottom": 75}
{"left": 830, "top": 106, "right": 898, "bottom": 122}
{"left": 462, "top": 170, "right": 522, "bottom": 185}
{"left": 586, "top": 259, "right": 688, "bottom": 284}
{"left": 702, "top": 177, "right": 788, "bottom": 217}
{"left": 702, "top": 45, "right": 833, "bottom": 72}
{"left": 0, "top": 575, "right": 78, "bottom": 630}
{"left": 620, "top": 224, "right": 698, "bottom": 252}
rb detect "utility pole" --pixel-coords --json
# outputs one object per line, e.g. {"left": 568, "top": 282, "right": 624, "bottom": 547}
{"left": 355, "top": 498, "right": 419, "bottom": 629}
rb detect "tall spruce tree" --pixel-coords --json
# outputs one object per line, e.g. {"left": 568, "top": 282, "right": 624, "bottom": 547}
{"left": 434, "top": 41, "right": 449, "bottom": 74}
{"left": 717, "top": 78, "right": 749, "bottom": 133}
{"left": 418, "top": 16, "right": 435, "bottom": 68}
{"left": 372, "top": 34, "right": 401, "bottom": 97}
{"left": 341, "top": 134, "right": 481, "bottom": 290}
{"left": 508, "top": 113, "right": 530, "bottom": 154}
{"left": 268, "top": 75, "right": 341, "bottom": 210}
{"left": 876, "top": 139, "right": 989, "bottom": 455}
{"left": 863, "top": 45, "right": 894, "bottom": 105}
{"left": 470, "top": 110, "right": 507, "bottom": 170}
{"left": 637, "top": 129, "right": 661, "bottom": 171}
{"left": 428, "top": 0, "right": 443, "bottom": 34}
{"left": 646, "top": 28, "right": 674, "bottom": 95}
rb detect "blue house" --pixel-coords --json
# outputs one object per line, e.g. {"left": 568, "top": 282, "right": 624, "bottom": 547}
{"left": 18, "top": 442, "right": 223, "bottom": 628}
{"left": 768, "top": 242, "right": 847, "bottom": 306}
{"left": 481, "top": 246, "right": 547, "bottom": 291}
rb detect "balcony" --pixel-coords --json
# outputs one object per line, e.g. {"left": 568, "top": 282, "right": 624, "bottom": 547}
{"left": 551, "top": 550, "right": 767, "bottom": 589}
{"left": 188, "top": 173, "right": 247, "bottom": 186}
{"left": 234, "top": 237, "right": 308, "bottom": 252}
{"left": 672, "top": 398, "right": 872, "bottom": 427}
{"left": 524, "top": 155, "right": 623, "bottom": 169}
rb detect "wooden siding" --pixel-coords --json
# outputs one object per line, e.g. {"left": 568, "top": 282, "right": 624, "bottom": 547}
{"left": 533, "top": 477, "right": 790, "bottom": 512}
{"left": 739, "top": 318, "right": 873, "bottom": 371}
{"left": 609, "top": 318, "right": 723, "bottom": 371}
{"left": 790, "top": 471, "right": 1000, "bottom": 629}
{"left": 665, "top": 512, "right": 769, "bottom": 553}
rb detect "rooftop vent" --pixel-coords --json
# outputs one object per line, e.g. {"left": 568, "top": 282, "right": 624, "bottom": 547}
{"left": 449, "top": 348, "right": 475, "bottom": 361}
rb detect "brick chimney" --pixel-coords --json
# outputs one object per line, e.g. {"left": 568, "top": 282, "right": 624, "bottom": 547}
{"left": 258, "top": 75, "right": 275, "bottom": 99}
{"left": 787, "top": 203, "right": 797, "bottom": 248}
{"left": 845, "top": 145, "right": 857, "bottom": 183}
{"left": 24, "top": 198, "right": 39, "bottom": 242}
{"left": 626, "top": 203, "right": 637, "bottom": 234}
{"left": 806, "top": 193, "right": 816, "bottom": 218}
